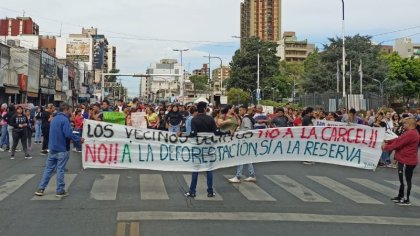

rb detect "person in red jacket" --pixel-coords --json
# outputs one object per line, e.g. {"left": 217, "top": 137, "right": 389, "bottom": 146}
{"left": 383, "top": 117, "right": 420, "bottom": 206}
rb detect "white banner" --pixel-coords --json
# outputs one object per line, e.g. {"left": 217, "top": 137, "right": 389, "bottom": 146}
{"left": 82, "top": 120, "right": 385, "bottom": 171}
{"left": 314, "top": 120, "right": 398, "bottom": 140}
{"left": 131, "top": 112, "right": 147, "bottom": 128}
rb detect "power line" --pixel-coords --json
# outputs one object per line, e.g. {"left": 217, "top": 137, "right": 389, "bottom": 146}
{"left": 372, "top": 25, "right": 420, "bottom": 37}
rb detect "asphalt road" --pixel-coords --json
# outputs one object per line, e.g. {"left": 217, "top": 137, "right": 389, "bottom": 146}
{"left": 1, "top": 143, "right": 420, "bottom": 236}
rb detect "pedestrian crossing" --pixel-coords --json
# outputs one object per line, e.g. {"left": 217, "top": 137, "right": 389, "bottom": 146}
{"left": 0, "top": 172, "right": 417, "bottom": 205}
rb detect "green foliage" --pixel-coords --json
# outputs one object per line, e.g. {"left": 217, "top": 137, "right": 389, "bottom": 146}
{"left": 382, "top": 53, "right": 420, "bottom": 102}
{"left": 260, "top": 100, "right": 281, "bottom": 107}
{"left": 228, "top": 37, "right": 280, "bottom": 93}
{"left": 189, "top": 75, "right": 209, "bottom": 95}
{"left": 302, "top": 50, "right": 331, "bottom": 93}
{"left": 105, "top": 69, "right": 120, "bottom": 83}
{"left": 227, "top": 88, "right": 250, "bottom": 105}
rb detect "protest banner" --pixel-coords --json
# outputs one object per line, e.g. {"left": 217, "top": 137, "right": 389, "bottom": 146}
{"left": 314, "top": 120, "right": 398, "bottom": 140}
{"left": 83, "top": 120, "right": 385, "bottom": 171}
{"left": 103, "top": 112, "right": 126, "bottom": 125}
{"left": 261, "top": 105, "right": 274, "bottom": 115}
{"left": 131, "top": 112, "right": 147, "bottom": 128}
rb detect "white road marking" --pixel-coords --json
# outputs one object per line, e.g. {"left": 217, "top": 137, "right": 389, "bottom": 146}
{"left": 117, "top": 211, "right": 420, "bottom": 226}
{"left": 31, "top": 174, "right": 77, "bottom": 200}
{"left": 308, "top": 176, "right": 383, "bottom": 204}
{"left": 224, "top": 175, "right": 276, "bottom": 201}
{"left": 90, "top": 174, "right": 120, "bottom": 200}
{"left": 0, "top": 174, "right": 35, "bottom": 201}
{"left": 266, "top": 175, "right": 330, "bottom": 202}
{"left": 140, "top": 174, "right": 169, "bottom": 200}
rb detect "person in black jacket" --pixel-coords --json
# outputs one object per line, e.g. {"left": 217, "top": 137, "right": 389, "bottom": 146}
{"left": 166, "top": 105, "right": 183, "bottom": 133}
{"left": 184, "top": 102, "right": 218, "bottom": 198}
{"left": 10, "top": 106, "right": 31, "bottom": 159}
{"left": 41, "top": 104, "right": 54, "bottom": 155}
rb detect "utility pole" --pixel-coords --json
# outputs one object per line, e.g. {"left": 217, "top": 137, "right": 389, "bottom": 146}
{"left": 341, "top": 0, "right": 346, "bottom": 102}
{"left": 173, "top": 49, "right": 189, "bottom": 100}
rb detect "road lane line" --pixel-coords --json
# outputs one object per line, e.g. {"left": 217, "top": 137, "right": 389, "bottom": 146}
{"left": 116, "top": 211, "right": 420, "bottom": 226}
{"left": 224, "top": 175, "right": 276, "bottom": 201}
{"left": 90, "top": 174, "right": 120, "bottom": 200}
{"left": 140, "top": 174, "right": 169, "bottom": 200}
{"left": 31, "top": 174, "right": 77, "bottom": 200}
{"left": 0, "top": 174, "right": 35, "bottom": 201}
{"left": 183, "top": 174, "right": 222, "bottom": 201}
{"left": 266, "top": 175, "right": 330, "bottom": 202}
{"left": 307, "top": 176, "right": 383, "bottom": 204}
{"left": 130, "top": 222, "right": 139, "bottom": 236}
{"left": 116, "top": 222, "right": 126, "bottom": 236}
{"left": 349, "top": 178, "right": 420, "bottom": 206}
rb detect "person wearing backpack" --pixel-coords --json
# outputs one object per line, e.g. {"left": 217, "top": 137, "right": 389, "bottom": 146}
{"left": 228, "top": 105, "right": 257, "bottom": 183}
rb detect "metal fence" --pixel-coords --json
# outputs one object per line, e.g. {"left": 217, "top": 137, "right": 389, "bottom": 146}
{"left": 297, "top": 92, "right": 382, "bottom": 112}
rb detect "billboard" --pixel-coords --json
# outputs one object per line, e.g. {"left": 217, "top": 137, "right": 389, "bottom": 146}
{"left": 66, "top": 38, "right": 91, "bottom": 62}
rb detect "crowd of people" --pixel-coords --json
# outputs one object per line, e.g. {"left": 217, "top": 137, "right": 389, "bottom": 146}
{"left": 0, "top": 99, "right": 419, "bottom": 202}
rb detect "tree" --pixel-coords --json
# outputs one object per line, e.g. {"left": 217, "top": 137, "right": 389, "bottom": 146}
{"left": 189, "top": 75, "right": 209, "bottom": 96}
{"left": 105, "top": 69, "right": 120, "bottom": 83}
{"left": 320, "top": 35, "right": 389, "bottom": 93}
{"left": 228, "top": 37, "right": 280, "bottom": 93}
{"left": 301, "top": 50, "right": 331, "bottom": 93}
{"left": 227, "top": 88, "right": 250, "bottom": 105}
{"left": 383, "top": 53, "right": 420, "bottom": 103}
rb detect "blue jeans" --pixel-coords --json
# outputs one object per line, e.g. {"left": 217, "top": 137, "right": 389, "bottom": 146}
{"left": 37, "top": 151, "right": 70, "bottom": 193}
{"left": 169, "top": 124, "right": 180, "bottom": 133}
{"left": 34, "top": 120, "right": 42, "bottom": 142}
{"left": 189, "top": 171, "right": 213, "bottom": 194}
{"left": 0, "top": 124, "right": 9, "bottom": 148}
{"left": 236, "top": 164, "right": 255, "bottom": 178}
{"left": 73, "top": 129, "right": 82, "bottom": 151}
{"left": 380, "top": 151, "right": 391, "bottom": 164}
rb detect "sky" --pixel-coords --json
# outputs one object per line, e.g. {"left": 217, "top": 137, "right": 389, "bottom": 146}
{"left": 1, "top": 0, "right": 420, "bottom": 97}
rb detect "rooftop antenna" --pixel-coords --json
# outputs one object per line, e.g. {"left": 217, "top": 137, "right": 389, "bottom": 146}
{"left": 59, "top": 23, "right": 63, "bottom": 37}
{"left": 22, "top": 10, "right": 25, "bottom": 17}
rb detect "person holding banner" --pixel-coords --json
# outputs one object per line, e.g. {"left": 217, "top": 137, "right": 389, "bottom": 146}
{"left": 184, "top": 102, "right": 217, "bottom": 198}
{"left": 166, "top": 105, "right": 183, "bottom": 133}
{"left": 383, "top": 117, "right": 420, "bottom": 206}
{"left": 35, "top": 103, "right": 81, "bottom": 198}
{"left": 228, "top": 105, "right": 257, "bottom": 183}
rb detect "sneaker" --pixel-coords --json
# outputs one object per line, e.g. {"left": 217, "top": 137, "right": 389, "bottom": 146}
{"left": 72, "top": 148, "right": 77, "bottom": 152}
{"left": 76, "top": 150, "right": 82, "bottom": 153}
{"left": 390, "top": 196, "right": 402, "bottom": 203}
{"left": 184, "top": 192, "right": 196, "bottom": 198}
{"left": 10, "top": 154, "right": 15, "bottom": 160}
{"left": 15, "top": 149, "right": 21, "bottom": 152}
{"left": 207, "top": 192, "right": 216, "bottom": 198}
{"left": 228, "top": 176, "right": 241, "bottom": 183}
{"left": 303, "top": 161, "right": 315, "bottom": 165}
{"left": 34, "top": 189, "right": 44, "bottom": 196}
{"left": 40, "top": 150, "right": 48, "bottom": 155}
{"left": 396, "top": 199, "right": 411, "bottom": 206}
{"left": 56, "top": 191, "right": 69, "bottom": 198}
{"left": 244, "top": 176, "right": 257, "bottom": 182}
{"left": 25, "top": 154, "right": 32, "bottom": 159}
{"left": 0, "top": 148, "right": 4, "bottom": 152}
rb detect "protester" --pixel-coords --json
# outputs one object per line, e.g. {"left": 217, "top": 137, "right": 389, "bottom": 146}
{"left": 34, "top": 103, "right": 81, "bottom": 198}
{"left": 34, "top": 106, "right": 43, "bottom": 144}
{"left": 25, "top": 109, "right": 34, "bottom": 150}
{"left": 73, "top": 109, "right": 84, "bottom": 152}
{"left": 371, "top": 112, "right": 392, "bottom": 167}
{"left": 166, "top": 104, "right": 183, "bottom": 132}
{"left": 383, "top": 117, "right": 420, "bottom": 206}
{"left": 7, "top": 105, "right": 21, "bottom": 153}
{"left": 145, "top": 107, "right": 159, "bottom": 129}
{"left": 228, "top": 105, "right": 257, "bottom": 183}
{"left": 184, "top": 102, "right": 217, "bottom": 198}
{"left": 217, "top": 105, "right": 240, "bottom": 134}
{"left": 271, "top": 107, "right": 290, "bottom": 127}
{"left": 9, "top": 106, "right": 31, "bottom": 159}
{"left": 253, "top": 105, "right": 269, "bottom": 129}
{"left": 326, "top": 112, "right": 338, "bottom": 121}
{"left": 41, "top": 104, "right": 54, "bottom": 155}
{"left": 342, "top": 108, "right": 363, "bottom": 124}
{"left": 156, "top": 109, "right": 166, "bottom": 131}
{"left": 0, "top": 104, "right": 9, "bottom": 151}
{"left": 302, "top": 107, "right": 315, "bottom": 165}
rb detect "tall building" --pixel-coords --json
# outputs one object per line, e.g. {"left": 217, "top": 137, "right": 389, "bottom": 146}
{"left": 278, "top": 32, "right": 314, "bottom": 62}
{"left": 192, "top": 64, "right": 209, "bottom": 76}
{"left": 107, "top": 45, "right": 116, "bottom": 72}
{"left": 240, "top": 0, "right": 281, "bottom": 42}
{"left": 395, "top": 38, "right": 420, "bottom": 58}
{"left": 212, "top": 66, "right": 230, "bottom": 92}
{"left": 0, "top": 17, "right": 39, "bottom": 36}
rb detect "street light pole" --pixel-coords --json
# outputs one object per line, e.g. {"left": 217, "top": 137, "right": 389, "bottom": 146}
{"left": 341, "top": 0, "right": 346, "bottom": 100}
{"left": 373, "top": 78, "right": 389, "bottom": 106}
{"left": 173, "top": 49, "right": 189, "bottom": 99}
{"left": 204, "top": 56, "right": 223, "bottom": 94}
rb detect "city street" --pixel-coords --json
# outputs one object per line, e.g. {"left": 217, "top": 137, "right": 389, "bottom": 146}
{"left": 1, "top": 143, "right": 420, "bottom": 236}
